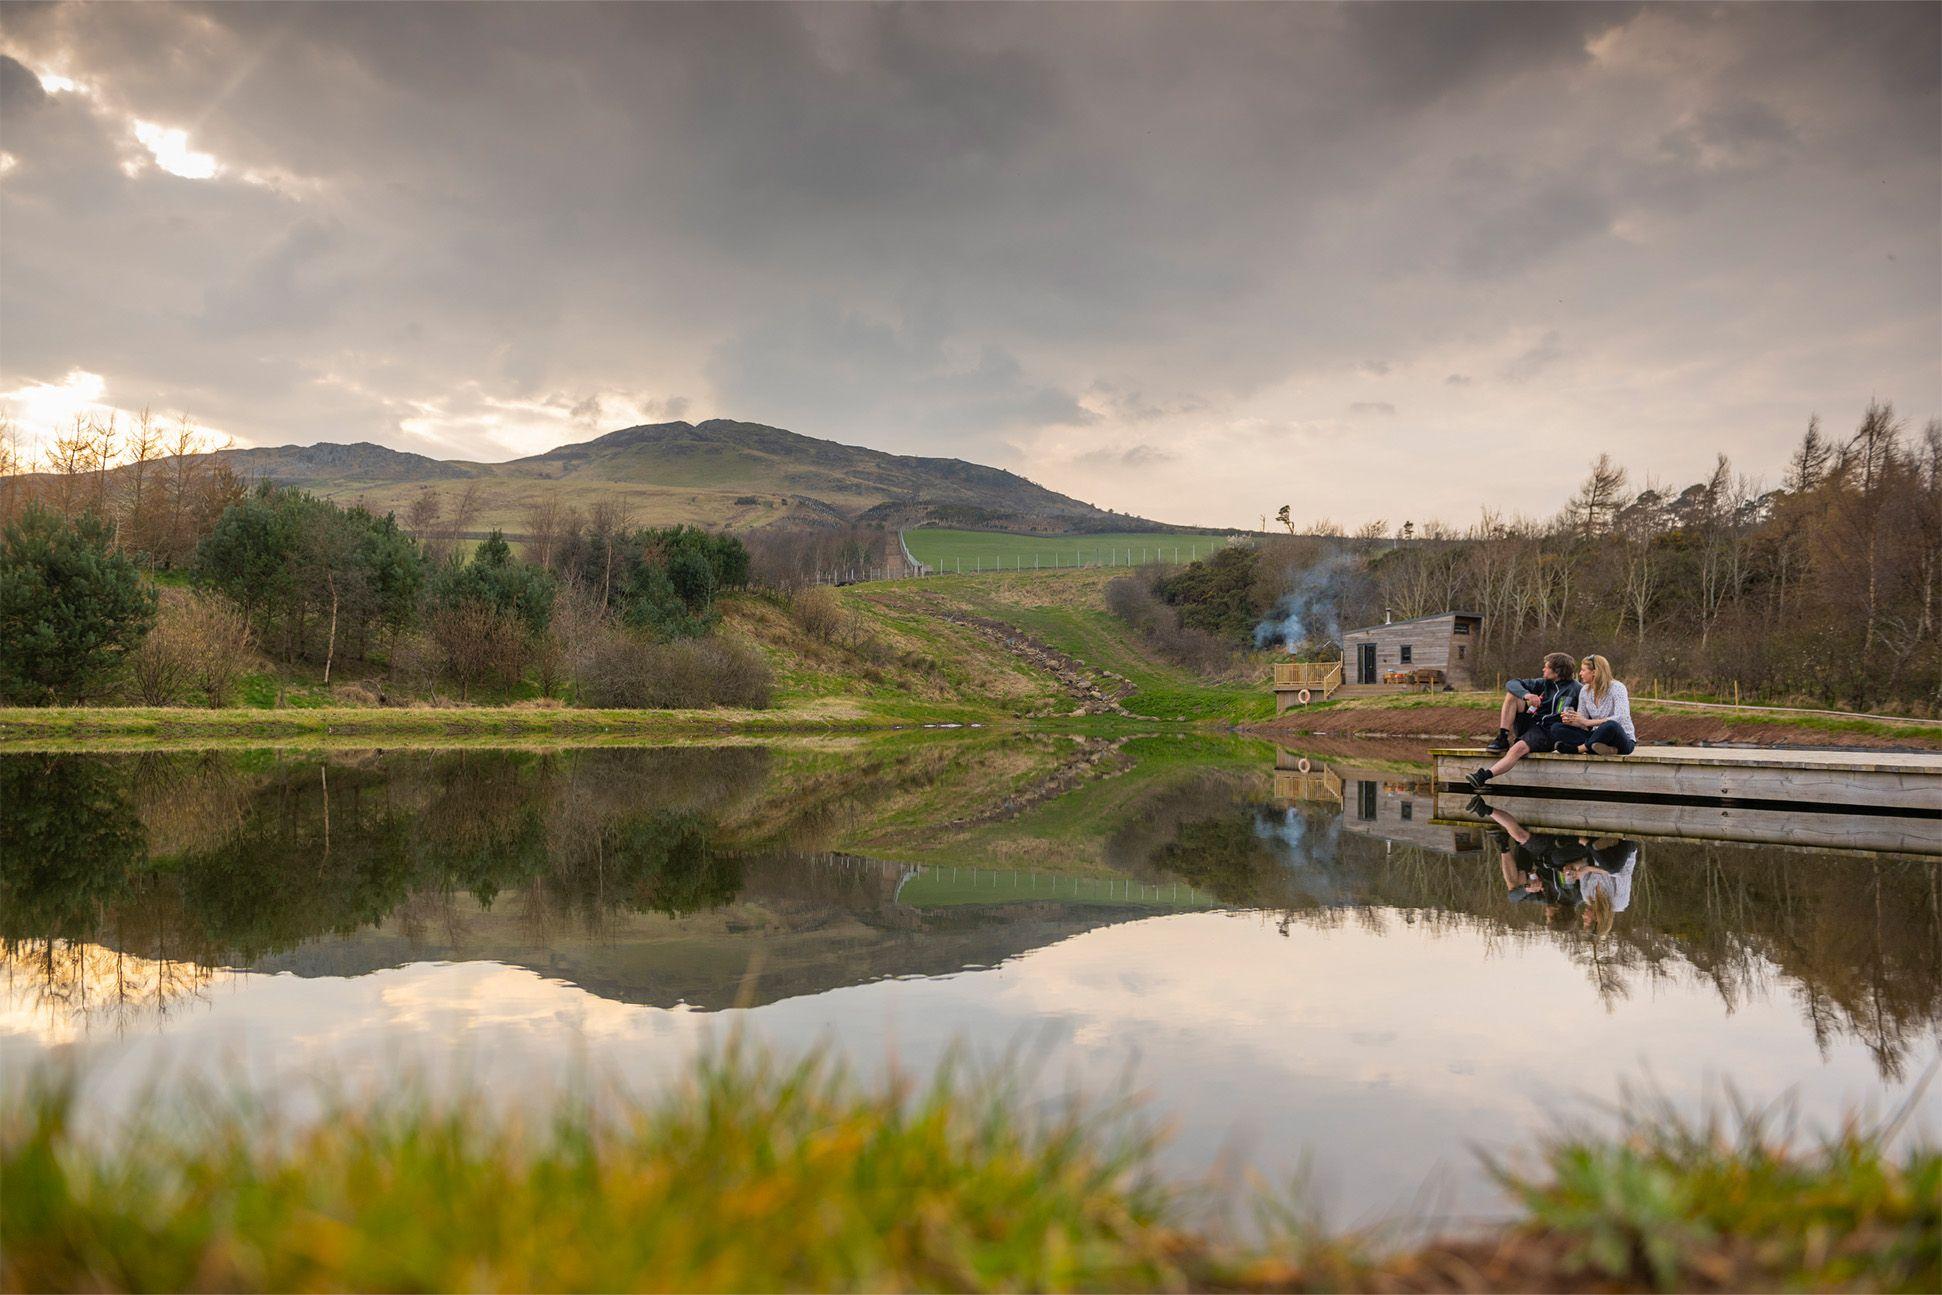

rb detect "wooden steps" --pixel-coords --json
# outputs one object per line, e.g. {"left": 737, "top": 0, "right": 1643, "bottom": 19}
{"left": 1430, "top": 746, "right": 1942, "bottom": 856}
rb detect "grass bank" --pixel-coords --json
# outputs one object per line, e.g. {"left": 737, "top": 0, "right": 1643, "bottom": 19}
{"left": 5, "top": 1048, "right": 1935, "bottom": 1293}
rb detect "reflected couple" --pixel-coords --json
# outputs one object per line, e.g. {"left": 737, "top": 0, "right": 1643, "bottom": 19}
{"left": 1476, "top": 794, "right": 1639, "bottom": 937}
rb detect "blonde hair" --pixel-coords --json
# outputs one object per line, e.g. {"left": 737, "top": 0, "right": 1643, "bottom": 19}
{"left": 1583, "top": 889, "right": 1615, "bottom": 939}
{"left": 1580, "top": 654, "right": 1615, "bottom": 706}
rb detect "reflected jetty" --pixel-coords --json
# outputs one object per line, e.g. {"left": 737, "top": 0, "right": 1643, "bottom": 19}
{"left": 1430, "top": 745, "right": 1942, "bottom": 855}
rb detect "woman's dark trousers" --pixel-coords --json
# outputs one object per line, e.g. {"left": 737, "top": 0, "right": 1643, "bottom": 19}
{"left": 1553, "top": 720, "right": 1634, "bottom": 755}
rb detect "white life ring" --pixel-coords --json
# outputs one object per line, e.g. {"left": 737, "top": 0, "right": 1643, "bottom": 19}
{"left": 1296, "top": 756, "right": 1312, "bottom": 773}
{"left": 1297, "top": 689, "right": 1312, "bottom": 705}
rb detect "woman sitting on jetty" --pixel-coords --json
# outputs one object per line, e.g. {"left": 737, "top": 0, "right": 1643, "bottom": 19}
{"left": 1552, "top": 654, "right": 1636, "bottom": 756}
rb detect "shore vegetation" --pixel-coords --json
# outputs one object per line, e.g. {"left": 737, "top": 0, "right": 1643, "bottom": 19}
{"left": 4, "top": 1048, "right": 1934, "bottom": 1293}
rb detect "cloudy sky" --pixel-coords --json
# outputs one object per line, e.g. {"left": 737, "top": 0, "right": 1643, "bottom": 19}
{"left": 1, "top": 2, "right": 1936, "bottom": 529}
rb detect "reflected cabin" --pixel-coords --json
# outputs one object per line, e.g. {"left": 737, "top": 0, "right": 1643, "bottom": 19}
{"left": 1340, "top": 611, "right": 1482, "bottom": 691}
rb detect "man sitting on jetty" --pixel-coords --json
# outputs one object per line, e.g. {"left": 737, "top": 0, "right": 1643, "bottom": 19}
{"left": 1468, "top": 652, "right": 1580, "bottom": 790}
{"left": 1484, "top": 652, "right": 1579, "bottom": 754}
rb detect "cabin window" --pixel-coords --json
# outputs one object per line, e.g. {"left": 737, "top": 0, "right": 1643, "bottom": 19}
{"left": 1400, "top": 645, "right": 1413, "bottom": 663}
{"left": 1454, "top": 622, "right": 1471, "bottom": 635}
{"left": 1400, "top": 802, "right": 1413, "bottom": 821}
{"left": 1456, "top": 645, "right": 1466, "bottom": 660}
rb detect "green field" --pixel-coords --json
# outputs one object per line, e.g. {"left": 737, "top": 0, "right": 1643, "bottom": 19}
{"left": 902, "top": 528, "right": 1237, "bottom": 573}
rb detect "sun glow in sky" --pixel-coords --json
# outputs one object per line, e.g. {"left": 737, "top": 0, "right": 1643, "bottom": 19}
{"left": 130, "top": 119, "right": 221, "bottom": 180}
{"left": 1, "top": 368, "right": 111, "bottom": 439}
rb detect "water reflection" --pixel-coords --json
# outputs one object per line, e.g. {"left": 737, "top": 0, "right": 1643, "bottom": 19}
{"left": 1, "top": 739, "right": 1939, "bottom": 1082}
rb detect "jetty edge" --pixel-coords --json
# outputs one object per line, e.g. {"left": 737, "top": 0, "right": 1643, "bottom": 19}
{"left": 1430, "top": 745, "right": 1942, "bottom": 857}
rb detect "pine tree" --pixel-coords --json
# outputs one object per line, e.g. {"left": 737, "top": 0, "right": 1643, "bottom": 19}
{"left": 0, "top": 507, "right": 157, "bottom": 703}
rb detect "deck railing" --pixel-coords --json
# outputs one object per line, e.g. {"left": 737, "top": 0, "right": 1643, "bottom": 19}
{"left": 1272, "top": 661, "right": 1342, "bottom": 691}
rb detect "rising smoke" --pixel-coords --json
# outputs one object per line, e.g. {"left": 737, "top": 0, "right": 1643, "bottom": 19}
{"left": 1251, "top": 549, "right": 1359, "bottom": 653}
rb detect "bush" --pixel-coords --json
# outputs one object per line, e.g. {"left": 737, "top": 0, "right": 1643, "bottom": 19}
{"left": 1105, "top": 574, "right": 1237, "bottom": 675}
{"left": 427, "top": 603, "right": 532, "bottom": 699}
{"left": 0, "top": 507, "right": 156, "bottom": 704}
{"left": 574, "top": 631, "right": 773, "bottom": 709}
{"left": 125, "top": 589, "right": 256, "bottom": 706}
{"left": 1154, "top": 544, "right": 1266, "bottom": 641}
{"left": 385, "top": 632, "right": 443, "bottom": 699}
{"left": 791, "top": 586, "right": 844, "bottom": 642}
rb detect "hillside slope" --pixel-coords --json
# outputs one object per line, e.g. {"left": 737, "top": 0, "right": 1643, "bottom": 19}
{"left": 63, "top": 419, "right": 1168, "bottom": 534}
{"left": 722, "top": 567, "right": 1276, "bottom": 725}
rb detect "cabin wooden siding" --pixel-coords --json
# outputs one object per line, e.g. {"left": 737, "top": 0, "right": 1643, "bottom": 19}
{"left": 1341, "top": 614, "right": 1482, "bottom": 688}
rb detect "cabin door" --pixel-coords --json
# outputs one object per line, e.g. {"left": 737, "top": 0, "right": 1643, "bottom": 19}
{"left": 1357, "top": 643, "right": 1377, "bottom": 684}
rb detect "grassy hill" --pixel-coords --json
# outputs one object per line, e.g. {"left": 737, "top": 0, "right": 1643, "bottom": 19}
{"left": 84, "top": 420, "right": 1181, "bottom": 535}
{"left": 903, "top": 528, "right": 1237, "bottom": 572}
{"left": 724, "top": 567, "right": 1276, "bottom": 725}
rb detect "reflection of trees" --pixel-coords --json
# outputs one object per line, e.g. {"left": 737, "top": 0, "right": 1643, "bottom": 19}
{"left": 1329, "top": 833, "right": 1942, "bottom": 1079}
{"left": 1108, "top": 772, "right": 1942, "bottom": 1080}
{"left": 0, "top": 748, "right": 775, "bottom": 1010}
{"left": 533, "top": 809, "right": 741, "bottom": 927}
{"left": 1, "top": 940, "right": 218, "bottom": 1035}
{"left": 0, "top": 757, "right": 147, "bottom": 941}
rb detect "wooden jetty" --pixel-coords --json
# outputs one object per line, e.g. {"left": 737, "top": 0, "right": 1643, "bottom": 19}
{"left": 1430, "top": 746, "right": 1942, "bottom": 856}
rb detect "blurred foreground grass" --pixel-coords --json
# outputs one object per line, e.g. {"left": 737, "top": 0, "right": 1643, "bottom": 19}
{"left": 3, "top": 1046, "right": 1935, "bottom": 1292}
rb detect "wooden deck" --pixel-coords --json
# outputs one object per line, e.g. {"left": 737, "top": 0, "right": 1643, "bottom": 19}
{"left": 1431, "top": 746, "right": 1942, "bottom": 856}
{"left": 1272, "top": 661, "right": 1342, "bottom": 710}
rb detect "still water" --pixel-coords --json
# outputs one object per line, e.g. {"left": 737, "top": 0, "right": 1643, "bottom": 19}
{"left": 3, "top": 735, "right": 1937, "bottom": 1224}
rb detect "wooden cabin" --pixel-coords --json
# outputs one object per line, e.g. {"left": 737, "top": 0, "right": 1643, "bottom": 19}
{"left": 1339, "top": 611, "right": 1481, "bottom": 693}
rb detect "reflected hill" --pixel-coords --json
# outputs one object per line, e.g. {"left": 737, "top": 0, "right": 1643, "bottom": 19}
{"left": 246, "top": 852, "right": 1215, "bottom": 1011}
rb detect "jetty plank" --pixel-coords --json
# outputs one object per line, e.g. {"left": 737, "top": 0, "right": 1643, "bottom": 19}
{"left": 1431, "top": 746, "right": 1942, "bottom": 814}
{"left": 1431, "top": 792, "right": 1940, "bottom": 856}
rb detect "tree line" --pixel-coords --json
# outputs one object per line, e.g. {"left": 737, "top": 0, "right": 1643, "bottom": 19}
{"left": 1118, "top": 401, "right": 1942, "bottom": 712}
{"left": 0, "top": 475, "right": 762, "bottom": 707}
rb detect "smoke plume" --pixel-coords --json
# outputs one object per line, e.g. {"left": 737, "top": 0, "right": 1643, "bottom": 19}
{"left": 1251, "top": 550, "right": 1358, "bottom": 653}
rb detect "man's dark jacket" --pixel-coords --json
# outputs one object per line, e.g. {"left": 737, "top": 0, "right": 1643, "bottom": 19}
{"left": 1505, "top": 675, "right": 1582, "bottom": 725}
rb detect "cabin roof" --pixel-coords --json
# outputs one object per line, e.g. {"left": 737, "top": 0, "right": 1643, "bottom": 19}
{"left": 1343, "top": 610, "right": 1482, "bottom": 636}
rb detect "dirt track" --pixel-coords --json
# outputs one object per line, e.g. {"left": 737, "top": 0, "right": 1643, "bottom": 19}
{"left": 1254, "top": 704, "right": 1942, "bottom": 751}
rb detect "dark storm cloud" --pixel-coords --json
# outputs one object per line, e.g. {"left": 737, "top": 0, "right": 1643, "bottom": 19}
{"left": 0, "top": 52, "right": 46, "bottom": 112}
{"left": 0, "top": 1, "right": 1936, "bottom": 523}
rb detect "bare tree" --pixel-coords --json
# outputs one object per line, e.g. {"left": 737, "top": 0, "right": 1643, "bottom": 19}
{"left": 524, "top": 496, "right": 566, "bottom": 570}
{"left": 122, "top": 408, "right": 165, "bottom": 559}
{"left": 447, "top": 479, "right": 485, "bottom": 549}
{"left": 405, "top": 487, "right": 443, "bottom": 549}
{"left": 1568, "top": 453, "right": 1630, "bottom": 536}
{"left": 0, "top": 415, "right": 25, "bottom": 523}
{"left": 88, "top": 412, "right": 119, "bottom": 522}
{"left": 46, "top": 416, "right": 94, "bottom": 517}
{"left": 1846, "top": 401, "right": 1901, "bottom": 653}
{"left": 586, "top": 499, "right": 633, "bottom": 606}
